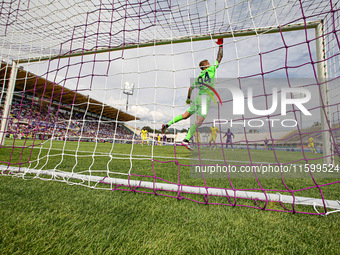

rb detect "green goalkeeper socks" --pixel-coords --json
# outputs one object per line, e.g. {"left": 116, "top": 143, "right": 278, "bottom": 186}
{"left": 167, "top": 114, "right": 183, "bottom": 126}
{"left": 185, "top": 124, "right": 197, "bottom": 141}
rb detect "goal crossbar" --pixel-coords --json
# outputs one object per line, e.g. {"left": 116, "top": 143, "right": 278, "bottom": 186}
{"left": 16, "top": 21, "right": 321, "bottom": 64}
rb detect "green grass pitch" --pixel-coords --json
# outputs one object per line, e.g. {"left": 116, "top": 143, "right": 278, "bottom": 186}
{"left": 0, "top": 140, "right": 339, "bottom": 254}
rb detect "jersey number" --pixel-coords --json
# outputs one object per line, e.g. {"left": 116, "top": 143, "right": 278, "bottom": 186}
{"left": 197, "top": 72, "right": 211, "bottom": 86}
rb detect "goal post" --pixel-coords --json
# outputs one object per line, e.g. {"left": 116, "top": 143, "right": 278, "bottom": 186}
{"left": 315, "top": 21, "right": 334, "bottom": 165}
{"left": 0, "top": 61, "right": 18, "bottom": 146}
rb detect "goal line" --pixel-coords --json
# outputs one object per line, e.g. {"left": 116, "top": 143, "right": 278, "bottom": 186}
{"left": 1, "top": 165, "right": 339, "bottom": 213}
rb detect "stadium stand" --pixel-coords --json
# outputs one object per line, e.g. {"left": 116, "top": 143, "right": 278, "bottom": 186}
{"left": 0, "top": 62, "right": 138, "bottom": 143}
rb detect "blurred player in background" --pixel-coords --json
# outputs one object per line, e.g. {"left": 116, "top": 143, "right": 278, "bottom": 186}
{"left": 264, "top": 138, "right": 269, "bottom": 150}
{"left": 162, "top": 134, "right": 167, "bottom": 146}
{"left": 157, "top": 134, "right": 161, "bottom": 145}
{"left": 307, "top": 135, "right": 317, "bottom": 153}
{"left": 223, "top": 128, "right": 235, "bottom": 150}
{"left": 209, "top": 124, "right": 219, "bottom": 150}
{"left": 194, "top": 131, "right": 202, "bottom": 149}
{"left": 140, "top": 127, "right": 149, "bottom": 146}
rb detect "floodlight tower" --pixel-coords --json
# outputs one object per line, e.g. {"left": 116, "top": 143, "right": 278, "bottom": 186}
{"left": 123, "top": 81, "right": 135, "bottom": 112}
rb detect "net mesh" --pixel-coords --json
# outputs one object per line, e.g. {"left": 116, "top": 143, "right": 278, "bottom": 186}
{"left": 0, "top": 0, "right": 339, "bottom": 215}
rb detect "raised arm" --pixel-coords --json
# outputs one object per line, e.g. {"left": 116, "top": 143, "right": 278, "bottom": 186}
{"left": 216, "top": 38, "right": 223, "bottom": 64}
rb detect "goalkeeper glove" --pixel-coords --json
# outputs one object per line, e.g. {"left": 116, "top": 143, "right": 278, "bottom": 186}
{"left": 216, "top": 38, "right": 223, "bottom": 47}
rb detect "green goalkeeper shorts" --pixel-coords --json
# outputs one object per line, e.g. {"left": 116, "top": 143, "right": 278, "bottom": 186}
{"left": 187, "top": 95, "right": 211, "bottom": 118}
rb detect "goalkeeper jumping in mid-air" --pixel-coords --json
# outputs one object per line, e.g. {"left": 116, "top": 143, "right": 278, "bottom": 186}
{"left": 161, "top": 38, "right": 224, "bottom": 151}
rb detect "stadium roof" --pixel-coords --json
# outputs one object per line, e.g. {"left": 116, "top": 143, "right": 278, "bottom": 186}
{"left": 0, "top": 62, "right": 139, "bottom": 122}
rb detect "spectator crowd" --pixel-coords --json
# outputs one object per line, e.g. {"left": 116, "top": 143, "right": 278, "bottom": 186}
{"left": 1, "top": 97, "right": 134, "bottom": 143}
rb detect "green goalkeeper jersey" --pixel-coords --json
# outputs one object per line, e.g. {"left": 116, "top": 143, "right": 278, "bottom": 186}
{"left": 192, "top": 60, "right": 219, "bottom": 95}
